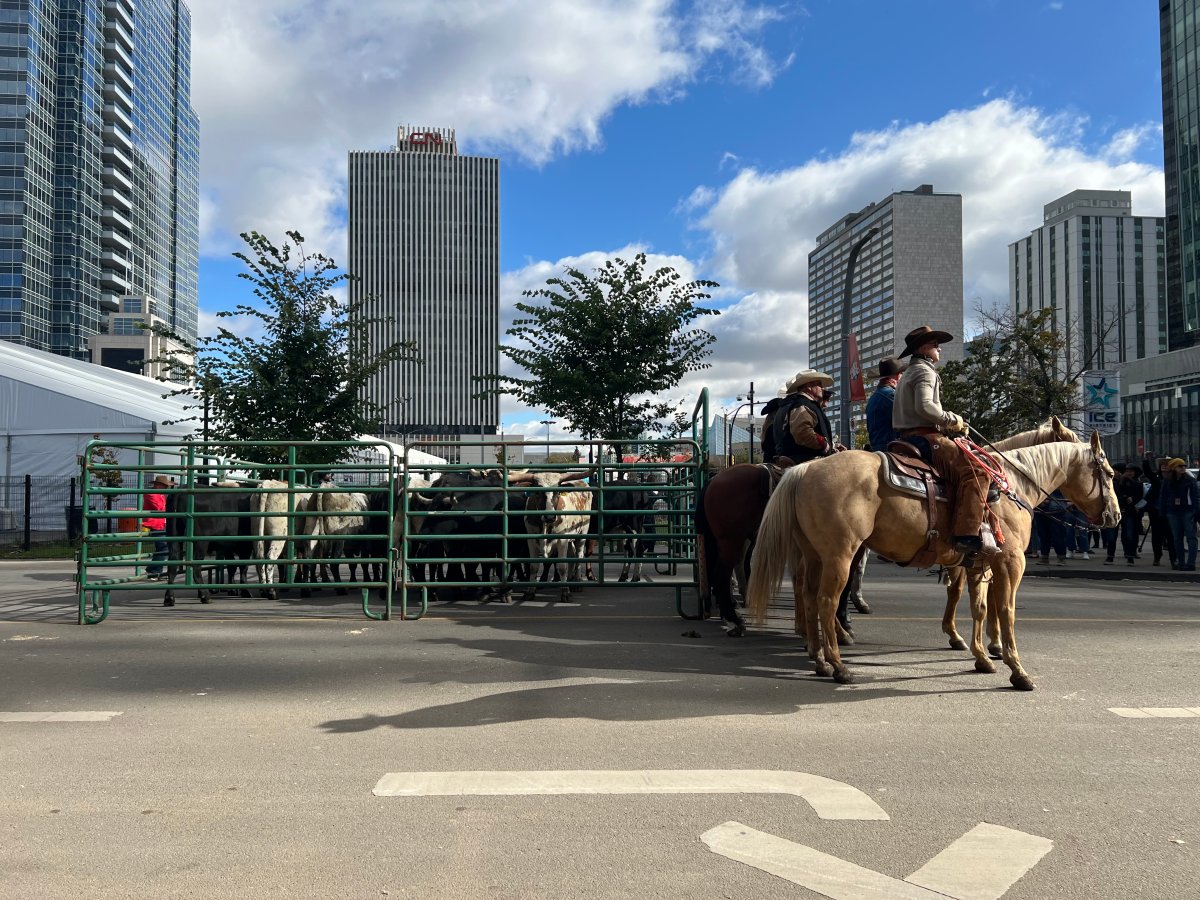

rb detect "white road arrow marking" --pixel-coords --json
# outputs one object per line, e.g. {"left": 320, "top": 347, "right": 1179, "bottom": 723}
{"left": 373, "top": 770, "right": 889, "bottom": 820}
{"left": 703, "top": 820, "right": 1052, "bottom": 900}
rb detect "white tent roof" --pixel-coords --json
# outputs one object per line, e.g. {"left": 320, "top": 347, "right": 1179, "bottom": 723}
{"left": 1, "top": 339, "right": 196, "bottom": 438}
{"left": 352, "top": 435, "right": 447, "bottom": 468}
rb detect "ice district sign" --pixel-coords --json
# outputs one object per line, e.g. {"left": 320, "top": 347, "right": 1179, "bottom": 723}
{"left": 1080, "top": 370, "right": 1121, "bottom": 435}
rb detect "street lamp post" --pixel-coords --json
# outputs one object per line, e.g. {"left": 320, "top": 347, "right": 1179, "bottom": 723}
{"left": 840, "top": 226, "right": 879, "bottom": 446}
{"left": 737, "top": 382, "right": 756, "bottom": 463}
{"left": 540, "top": 418, "right": 553, "bottom": 462}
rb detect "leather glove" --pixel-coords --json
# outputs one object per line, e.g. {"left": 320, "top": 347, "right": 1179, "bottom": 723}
{"left": 944, "top": 413, "right": 968, "bottom": 435}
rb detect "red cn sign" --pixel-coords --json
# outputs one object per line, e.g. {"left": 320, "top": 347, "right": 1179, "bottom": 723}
{"left": 409, "top": 132, "right": 443, "bottom": 145}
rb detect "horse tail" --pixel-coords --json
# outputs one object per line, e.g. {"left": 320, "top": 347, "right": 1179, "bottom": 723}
{"left": 745, "top": 464, "right": 808, "bottom": 626}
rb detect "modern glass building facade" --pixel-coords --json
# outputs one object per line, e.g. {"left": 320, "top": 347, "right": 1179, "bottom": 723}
{"left": 808, "top": 184, "right": 963, "bottom": 441}
{"left": 1162, "top": 0, "right": 1200, "bottom": 351}
{"left": 349, "top": 126, "right": 500, "bottom": 457}
{"left": 0, "top": 0, "right": 198, "bottom": 359}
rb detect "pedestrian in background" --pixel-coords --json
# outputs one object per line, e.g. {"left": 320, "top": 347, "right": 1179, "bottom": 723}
{"left": 1143, "top": 457, "right": 1177, "bottom": 567}
{"left": 141, "top": 473, "right": 174, "bottom": 578}
{"left": 1159, "top": 458, "right": 1199, "bottom": 571}
{"left": 1035, "top": 492, "right": 1068, "bottom": 565}
{"left": 1115, "top": 464, "right": 1145, "bottom": 565}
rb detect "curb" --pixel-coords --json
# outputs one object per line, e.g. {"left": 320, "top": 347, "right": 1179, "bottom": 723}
{"left": 1023, "top": 563, "right": 1197, "bottom": 583}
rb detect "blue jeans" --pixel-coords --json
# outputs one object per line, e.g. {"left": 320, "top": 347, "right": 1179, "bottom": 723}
{"left": 1035, "top": 512, "right": 1065, "bottom": 559}
{"left": 145, "top": 529, "right": 168, "bottom": 575}
{"left": 1120, "top": 513, "right": 1141, "bottom": 560}
{"left": 1165, "top": 513, "right": 1198, "bottom": 569}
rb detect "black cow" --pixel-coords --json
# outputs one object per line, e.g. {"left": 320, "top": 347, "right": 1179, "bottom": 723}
{"left": 600, "top": 478, "right": 660, "bottom": 583}
{"left": 163, "top": 485, "right": 255, "bottom": 607}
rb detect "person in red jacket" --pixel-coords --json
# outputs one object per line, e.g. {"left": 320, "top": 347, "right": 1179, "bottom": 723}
{"left": 142, "top": 473, "right": 174, "bottom": 577}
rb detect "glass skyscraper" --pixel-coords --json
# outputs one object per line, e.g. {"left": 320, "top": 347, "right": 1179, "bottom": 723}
{"left": 1162, "top": 0, "right": 1200, "bottom": 350}
{"left": 0, "top": 0, "right": 199, "bottom": 358}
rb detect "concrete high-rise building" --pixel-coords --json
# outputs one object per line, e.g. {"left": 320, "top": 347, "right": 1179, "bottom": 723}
{"left": 1007, "top": 190, "right": 1167, "bottom": 372}
{"left": 349, "top": 126, "right": 500, "bottom": 455}
{"left": 807, "top": 184, "right": 963, "bottom": 440}
{"left": 0, "top": 0, "right": 200, "bottom": 359}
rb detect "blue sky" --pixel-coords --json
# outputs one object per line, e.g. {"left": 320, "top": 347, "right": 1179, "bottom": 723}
{"left": 190, "top": 0, "right": 1165, "bottom": 442}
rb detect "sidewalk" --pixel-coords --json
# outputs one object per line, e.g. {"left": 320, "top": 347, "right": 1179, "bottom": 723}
{"left": 1020, "top": 548, "right": 1199, "bottom": 583}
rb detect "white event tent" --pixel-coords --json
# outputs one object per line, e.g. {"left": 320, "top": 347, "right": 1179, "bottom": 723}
{"left": 1, "top": 340, "right": 196, "bottom": 479}
{"left": 1, "top": 341, "right": 453, "bottom": 482}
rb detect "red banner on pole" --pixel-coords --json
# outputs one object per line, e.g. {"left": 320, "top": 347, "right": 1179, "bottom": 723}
{"left": 847, "top": 333, "right": 866, "bottom": 402}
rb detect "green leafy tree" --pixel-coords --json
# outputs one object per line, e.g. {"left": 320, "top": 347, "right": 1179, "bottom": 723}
{"left": 157, "top": 231, "right": 418, "bottom": 470}
{"left": 940, "top": 305, "right": 1116, "bottom": 438}
{"left": 483, "top": 253, "right": 720, "bottom": 454}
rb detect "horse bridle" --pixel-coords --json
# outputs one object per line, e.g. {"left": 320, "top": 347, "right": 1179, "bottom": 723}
{"left": 968, "top": 427, "right": 1114, "bottom": 520}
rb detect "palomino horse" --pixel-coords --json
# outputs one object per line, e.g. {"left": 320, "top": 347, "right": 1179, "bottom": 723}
{"left": 696, "top": 416, "right": 1074, "bottom": 643}
{"left": 746, "top": 432, "right": 1120, "bottom": 690}
{"left": 940, "top": 416, "right": 1080, "bottom": 655}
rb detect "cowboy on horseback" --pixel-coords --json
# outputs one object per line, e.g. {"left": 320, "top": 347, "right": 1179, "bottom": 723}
{"left": 770, "top": 369, "right": 846, "bottom": 466}
{"left": 892, "top": 325, "right": 996, "bottom": 559}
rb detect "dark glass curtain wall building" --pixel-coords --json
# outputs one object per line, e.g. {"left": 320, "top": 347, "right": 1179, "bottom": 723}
{"left": 0, "top": 0, "right": 199, "bottom": 358}
{"left": 1162, "top": 0, "right": 1200, "bottom": 352}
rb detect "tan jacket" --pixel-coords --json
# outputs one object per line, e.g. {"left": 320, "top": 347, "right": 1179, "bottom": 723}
{"left": 892, "top": 355, "right": 959, "bottom": 432}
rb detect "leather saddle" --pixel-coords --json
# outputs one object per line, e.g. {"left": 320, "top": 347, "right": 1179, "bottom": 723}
{"left": 877, "top": 442, "right": 948, "bottom": 568}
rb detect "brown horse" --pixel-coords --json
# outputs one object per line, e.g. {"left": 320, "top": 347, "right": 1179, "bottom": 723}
{"left": 695, "top": 463, "right": 768, "bottom": 635}
{"left": 746, "top": 432, "right": 1120, "bottom": 690}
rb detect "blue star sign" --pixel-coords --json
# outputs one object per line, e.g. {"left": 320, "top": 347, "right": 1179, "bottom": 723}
{"left": 1086, "top": 377, "right": 1119, "bottom": 409}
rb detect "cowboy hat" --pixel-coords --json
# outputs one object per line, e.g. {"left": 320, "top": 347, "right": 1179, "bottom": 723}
{"left": 785, "top": 369, "right": 834, "bottom": 392}
{"left": 150, "top": 473, "right": 175, "bottom": 487}
{"left": 899, "top": 325, "right": 954, "bottom": 358}
{"left": 875, "top": 356, "right": 906, "bottom": 378}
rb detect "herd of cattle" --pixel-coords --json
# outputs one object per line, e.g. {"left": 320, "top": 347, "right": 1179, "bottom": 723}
{"left": 158, "top": 469, "right": 667, "bottom": 607}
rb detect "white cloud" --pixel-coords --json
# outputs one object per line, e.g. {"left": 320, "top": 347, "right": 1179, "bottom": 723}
{"left": 686, "top": 98, "right": 1164, "bottom": 397}
{"left": 190, "top": 0, "right": 787, "bottom": 258}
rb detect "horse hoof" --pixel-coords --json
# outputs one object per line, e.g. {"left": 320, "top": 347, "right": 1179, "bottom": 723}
{"left": 814, "top": 664, "right": 833, "bottom": 678}
{"left": 836, "top": 630, "right": 855, "bottom": 647}
{"left": 200, "top": 596, "right": 210, "bottom": 604}
{"left": 725, "top": 622, "right": 745, "bottom": 638}
{"left": 988, "top": 644, "right": 1003, "bottom": 659}
{"left": 852, "top": 599, "right": 872, "bottom": 614}
{"left": 162, "top": 597, "right": 174, "bottom": 607}
{"left": 617, "top": 575, "right": 628, "bottom": 583}
{"left": 834, "top": 670, "right": 856, "bottom": 685}
{"left": 974, "top": 659, "right": 997, "bottom": 674}
{"left": 1010, "top": 674, "right": 1036, "bottom": 691}
{"left": 949, "top": 637, "right": 968, "bottom": 651}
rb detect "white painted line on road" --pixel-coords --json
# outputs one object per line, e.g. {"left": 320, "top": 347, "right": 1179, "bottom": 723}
{"left": 906, "top": 822, "right": 1054, "bottom": 900}
{"left": 703, "top": 820, "right": 1053, "bottom": 900}
{"left": 1110, "top": 707, "right": 1200, "bottom": 718}
{"left": 701, "top": 821, "right": 942, "bottom": 899}
{"left": 373, "top": 770, "right": 889, "bottom": 820}
{"left": 0, "top": 711, "right": 123, "bottom": 722}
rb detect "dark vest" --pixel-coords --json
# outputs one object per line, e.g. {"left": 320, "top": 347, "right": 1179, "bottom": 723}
{"left": 772, "top": 394, "right": 832, "bottom": 463}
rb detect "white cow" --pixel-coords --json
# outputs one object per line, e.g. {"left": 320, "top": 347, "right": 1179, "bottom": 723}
{"left": 514, "top": 471, "right": 593, "bottom": 602}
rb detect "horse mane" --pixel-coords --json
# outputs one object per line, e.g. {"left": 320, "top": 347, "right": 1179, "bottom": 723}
{"left": 989, "top": 417, "right": 1079, "bottom": 451}
{"left": 1001, "top": 440, "right": 1111, "bottom": 504}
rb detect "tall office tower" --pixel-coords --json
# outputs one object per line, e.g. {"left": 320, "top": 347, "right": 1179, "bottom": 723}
{"left": 1007, "top": 190, "right": 1167, "bottom": 371}
{"left": 807, "top": 184, "right": 963, "bottom": 440}
{"left": 0, "top": 0, "right": 200, "bottom": 359}
{"left": 1162, "top": 0, "right": 1200, "bottom": 351}
{"left": 349, "top": 126, "right": 500, "bottom": 454}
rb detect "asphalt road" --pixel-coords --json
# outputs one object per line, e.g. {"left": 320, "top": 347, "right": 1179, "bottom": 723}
{"left": 2, "top": 560, "right": 1199, "bottom": 899}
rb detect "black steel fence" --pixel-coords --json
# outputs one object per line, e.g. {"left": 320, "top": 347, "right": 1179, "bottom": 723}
{"left": 0, "top": 473, "right": 148, "bottom": 550}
